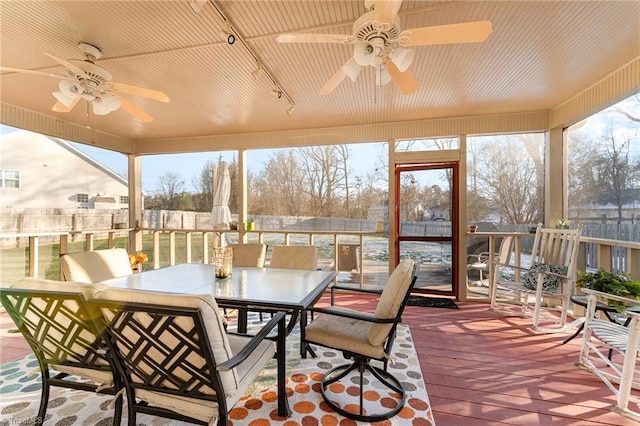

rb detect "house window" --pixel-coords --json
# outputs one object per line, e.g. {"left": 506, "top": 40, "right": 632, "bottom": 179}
{"left": 120, "top": 195, "right": 129, "bottom": 204}
{"left": 1, "top": 170, "right": 20, "bottom": 188}
{"left": 77, "top": 193, "right": 89, "bottom": 203}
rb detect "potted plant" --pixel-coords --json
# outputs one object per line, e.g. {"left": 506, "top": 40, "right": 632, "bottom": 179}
{"left": 576, "top": 269, "right": 640, "bottom": 311}
{"left": 246, "top": 218, "right": 255, "bottom": 231}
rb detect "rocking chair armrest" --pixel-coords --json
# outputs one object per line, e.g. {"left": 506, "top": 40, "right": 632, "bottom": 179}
{"left": 218, "top": 311, "right": 286, "bottom": 371}
{"left": 308, "top": 306, "right": 396, "bottom": 323}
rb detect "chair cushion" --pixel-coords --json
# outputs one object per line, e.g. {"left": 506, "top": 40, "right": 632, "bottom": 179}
{"left": 368, "top": 259, "right": 415, "bottom": 346}
{"left": 522, "top": 262, "right": 568, "bottom": 292}
{"left": 230, "top": 243, "right": 267, "bottom": 267}
{"left": 269, "top": 245, "right": 317, "bottom": 270}
{"left": 135, "top": 334, "right": 274, "bottom": 424}
{"left": 305, "top": 306, "right": 386, "bottom": 359}
{"left": 95, "top": 288, "right": 239, "bottom": 395}
{"left": 60, "top": 248, "right": 132, "bottom": 283}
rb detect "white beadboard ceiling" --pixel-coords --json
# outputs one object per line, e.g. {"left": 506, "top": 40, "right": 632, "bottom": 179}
{"left": 0, "top": 0, "right": 639, "bottom": 145}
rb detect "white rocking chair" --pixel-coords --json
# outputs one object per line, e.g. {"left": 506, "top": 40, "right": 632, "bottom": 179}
{"left": 576, "top": 288, "right": 640, "bottom": 422}
{"left": 489, "top": 224, "right": 583, "bottom": 332}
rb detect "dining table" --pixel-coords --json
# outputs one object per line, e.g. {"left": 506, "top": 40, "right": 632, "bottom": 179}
{"left": 101, "top": 262, "right": 338, "bottom": 357}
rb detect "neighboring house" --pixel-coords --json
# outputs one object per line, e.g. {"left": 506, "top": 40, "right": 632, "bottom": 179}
{"left": 0, "top": 130, "right": 129, "bottom": 209}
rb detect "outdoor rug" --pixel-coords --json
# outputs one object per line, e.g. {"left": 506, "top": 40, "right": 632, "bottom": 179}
{"left": 406, "top": 295, "right": 459, "bottom": 309}
{"left": 0, "top": 323, "right": 434, "bottom": 426}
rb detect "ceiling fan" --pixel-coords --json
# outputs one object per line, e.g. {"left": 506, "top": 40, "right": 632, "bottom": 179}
{"left": 0, "top": 43, "right": 169, "bottom": 122}
{"left": 277, "top": 0, "right": 492, "bottom": 95}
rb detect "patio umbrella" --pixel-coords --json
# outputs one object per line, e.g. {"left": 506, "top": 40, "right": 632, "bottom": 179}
{"left": 211, "top": 162, "right": 232, "bottom": 231}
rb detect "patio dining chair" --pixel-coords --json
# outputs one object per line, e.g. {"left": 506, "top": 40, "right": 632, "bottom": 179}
{"left": 489, "top": 224, "right": 583, "bottom": 332}
{"left": 60, "top": 248, "right": 133, "bottom": 282}
{"left": 303, "top": 258, "right": 417, "bottom": 422}
{"left": 229, "top": 243, "right": 267, "bottom": 267}
{"left": 93, "top": 287, "right": 290, "bottom": 425}
{"left": 0, "top": 278, "right": 123, "bottom": 425}
{"left": 576, "top": 288, "right": 640, "bottom": 422}
{"left": 269, "top": 245, "right": 317, "bottom": 270}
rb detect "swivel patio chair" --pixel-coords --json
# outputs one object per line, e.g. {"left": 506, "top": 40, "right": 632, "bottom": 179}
{"left": 60, "top": 248, "right": 133, "bottom": 282}
{"left": 576, "top": 288, "right": 640, "bottom": 422}
{"left": 0, "top": 278, "right": 123, "bottom": 425}
{"left": 303, "top": 258, "right": 417, "bottom": 421}
{"left": 94, "top": 287, "right": 290, "bottom": 425}
{"left": 489, "top": 224, "right": 583, "bottom": 332}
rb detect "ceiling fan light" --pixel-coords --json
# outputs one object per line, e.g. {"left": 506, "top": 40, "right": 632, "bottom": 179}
{"left": 52, "top": 91, "right": 76, "bottom": 107}
{"left": 92, "top": 98, "right": 110, "bottom": 115}
{"left": 353, "top": 41, "right": 375, "bottom": 67}
{"left": 58, "top": 79, "right": 81, "bottom": 99}
{"left": 342, "top": 59, "right": 362, "bottom": 82}
{"left": 102, "top": 93, "right": 121, "bottom": 111}
{"left": 390, "top": 48, "right": 416, "bottom": 72}
{"left": 81, "top": 93, "right": 96, "bottom": 101}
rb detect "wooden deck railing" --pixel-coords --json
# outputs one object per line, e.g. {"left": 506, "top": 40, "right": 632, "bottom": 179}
{"left": 4, "top": 228, "right": 640, "bottom": 287}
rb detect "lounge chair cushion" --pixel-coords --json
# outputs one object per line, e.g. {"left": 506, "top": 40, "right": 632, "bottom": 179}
{"left": 97, "top": 287, "right": 274, "bottom": 424}
{"left": 305, "top": 306, "right": 386, "bottom": 359}
{"left": 60, "top": 248, "right": 133, "bottom": 282}
{"left": 368, "top": 259, "right": 415, "bottom": 346}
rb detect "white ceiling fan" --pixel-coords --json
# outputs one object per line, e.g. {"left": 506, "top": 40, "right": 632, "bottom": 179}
{"left": 0, "top": 43, "right": 170, "bottom": 122}
{"left": 277, "top": 0, "right": 492, "bottom": 95}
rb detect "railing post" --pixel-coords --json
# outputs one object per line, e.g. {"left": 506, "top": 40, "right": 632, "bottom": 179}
{"left": 169, "top": 231, "right": 176, "bottom": 266}
{"left": 28, "top": 236, "right": 38, "bottom": 277}
{"left": 202, "top": 231, "right": 209, "bottom": 264}
{"left": 85, "top": 233, "right": 94, "bottom": 251}
{"left": 185, "top": 231, "right": 192, "bottom": 263}
{"left": 108, "top": 231, "right": 116, "bottom": 248}
{"left": 153, "top": 231, "right": 160, "bottom": 270}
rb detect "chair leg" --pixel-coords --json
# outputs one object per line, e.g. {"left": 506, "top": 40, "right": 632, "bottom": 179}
{"left": 320, "top": 358, "right": 406, "bottom": 422}
{"left": 36, "top": 370, "right": 50, "bottom": 425}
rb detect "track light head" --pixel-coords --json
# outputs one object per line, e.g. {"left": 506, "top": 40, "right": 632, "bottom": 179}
{"left": 251, "top": 65, "right": 263, "bottom": 80}
{"left": 227, "top": 33, "right": 235, "bottom": 45}
{"left": 286, "top": 104, "right": 296, "bottom": 115}
{"left": 271, "top": 88, "right": 283, "bottom": 98}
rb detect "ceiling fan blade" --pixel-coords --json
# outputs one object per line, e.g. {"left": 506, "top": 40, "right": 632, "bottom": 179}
{"left": 386, "top": 61, "right": 418, "bottom": 94}
{"left": 109, "top": 81, "right": 170, "bottom": 103}
{"left": 0, "top": 67, "right": 65, "bottom": 79}
{"left": 403, "top": 21, "right": 493, "bottom": 46}
{"left": 43, "top": 53, "right": 88, "bottom": 77}
{"left": 277, "top": 33, "right": 355, "bottom": 44}
{"left": 373, "top": 0, "right": 403, "bottom": 23}
{"left": 51, "top": 96, "right": 81, "bottom": 113}
{"left": 113, "top": 94, "right": 153, "bottom": 122}
{"left": 318, "top": 69, "right": 348, "bottom": 96}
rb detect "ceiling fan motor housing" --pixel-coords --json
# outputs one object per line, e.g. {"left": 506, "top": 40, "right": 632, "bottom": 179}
{"left": 352, "top": 11, "right": 401, "bottom": 67}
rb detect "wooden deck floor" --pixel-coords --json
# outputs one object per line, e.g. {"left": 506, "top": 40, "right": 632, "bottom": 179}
{"left": 1, "top": 296, "right": 637, "bottom": 425}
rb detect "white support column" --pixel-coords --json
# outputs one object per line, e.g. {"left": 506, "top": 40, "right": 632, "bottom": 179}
{"left": 239, "top": 149, "right": 248, "bottom": 243}
{"left": 128, "top": 154, "right": 143, "bottom": 253}
{"left": 388, "top": 139, "right": 396, "bottom": 274}
{"left": 546, "top": 127, "right": 566, "bottom": 226}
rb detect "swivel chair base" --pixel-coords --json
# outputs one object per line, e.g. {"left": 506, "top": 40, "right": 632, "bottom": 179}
{"left": 320, "top": 356, "right": 406, "bottom": 422}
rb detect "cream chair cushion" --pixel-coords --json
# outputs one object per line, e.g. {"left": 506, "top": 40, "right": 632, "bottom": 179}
{"left": 368, "top": 259, "right": 416, "bottom": 346}
{"left": 269, "top": 245, "right": 317, "bottom": 270}
{"left": 304, "top": 306, "right": 386, "bottom": 359}
{"left": 8, "top": 278, "right": 113, "bottom": 386}
{"left": 60, "top": 248, "right": 132, "bottom": 282}
{"left": 96, "top": 288, "right": 275, "bottom": 423}
{"left": 229, "top": 243, "right": 267, "bottom": 267}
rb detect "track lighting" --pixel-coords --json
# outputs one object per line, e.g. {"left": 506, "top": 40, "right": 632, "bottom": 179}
{"left": 227, "top": 33, "right": 235, "bottom": 45}
{"left": 188, "top": 0, "right": 208, "bottom": 13}
{"left": 251, "top": 64, "right": 263, "bottom": 80}
{"left": 286, "top": 104, "right": 295, "bottom": 116}
{"left": 271, "top": 88, "right": 283, "bottom": 98}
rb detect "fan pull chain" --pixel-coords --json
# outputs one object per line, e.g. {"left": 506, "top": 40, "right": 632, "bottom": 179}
{"left": 85, "top": 102, "right": 91, "bottom": 129}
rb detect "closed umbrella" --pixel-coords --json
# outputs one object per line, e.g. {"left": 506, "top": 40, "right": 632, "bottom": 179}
{"left": 211, "top": 162, "right": 232, "bottom": 230}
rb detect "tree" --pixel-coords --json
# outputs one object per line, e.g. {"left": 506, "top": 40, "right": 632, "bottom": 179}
{"left": 155, "top": 171, "right": 185, "bottom": 210}
{"left": 474, "top": 136, "right": 544, "bottom": 224}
